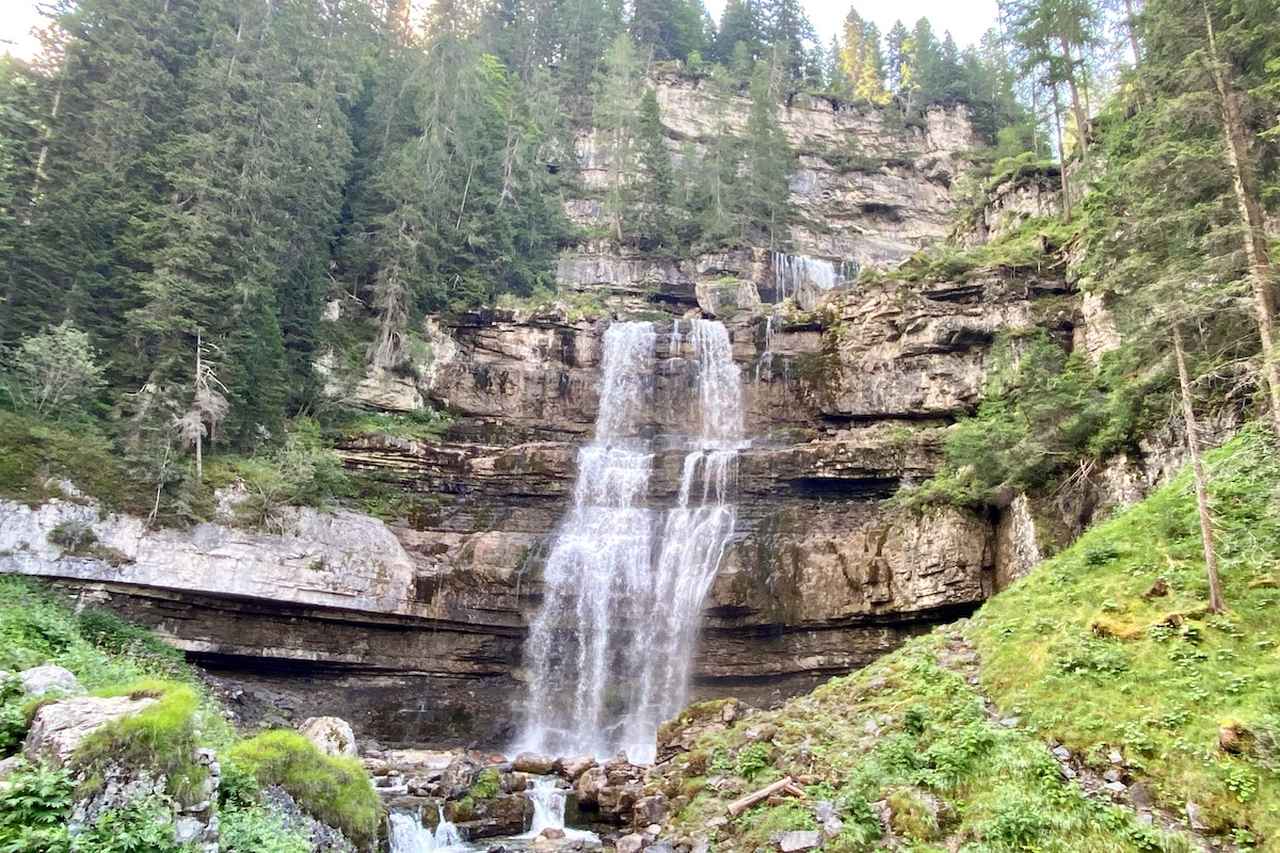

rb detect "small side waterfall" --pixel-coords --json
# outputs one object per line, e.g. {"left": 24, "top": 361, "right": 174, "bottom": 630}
{"left": 516, "top": 320, "right": 744, "bottom": 764}
{"left": 770, "top": 252, "right": 857, "bottom": 308}
{"left": 387, "top": 806, "right": 463, "bottom": 852}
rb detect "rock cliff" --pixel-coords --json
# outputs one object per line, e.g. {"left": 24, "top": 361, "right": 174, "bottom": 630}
{"left": 0, "top": 87, "right": 1198, "bottom": 751}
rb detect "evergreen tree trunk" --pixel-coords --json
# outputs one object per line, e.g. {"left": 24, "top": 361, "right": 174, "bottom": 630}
{"left": 1051, "top": 83, "right": 1073, "bottom": 219}
{"left": 1200, "top": 0, "right": 1280, "bottom": 437}
{"left": 1173, "top": 325, "right": 1225, "bottom": 614}
{"left": 194, "top": 332, "right": 203, "bottom": 481}
{"left": 1123, "top": 0, "right": 1142, "bottom": 63}
{"left": 1057, "top": 35, "right": 1090, "bottom": 163}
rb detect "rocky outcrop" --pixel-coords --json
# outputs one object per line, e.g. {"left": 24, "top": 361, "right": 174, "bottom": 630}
{"left": 1, "top": 255, "right": 1083, "bottom": 747}
{"left": 24, "top": 695, "right": 157, "bottom": 766}
{"left": 0, "top": 501, "right": 416, "bottom": 615}
{"left": 574, "top": 72, "right": 979, "bottom": 267}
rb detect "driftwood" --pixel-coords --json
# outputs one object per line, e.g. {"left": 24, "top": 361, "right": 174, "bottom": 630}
{"left": 726, "top": 776, "right": 806, "bottom": 816}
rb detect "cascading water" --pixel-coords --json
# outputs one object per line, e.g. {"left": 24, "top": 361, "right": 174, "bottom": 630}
{"left": 769, "top": 252, "right": 858, "bottom": 309}
{"left": 518, "top": 777, "right": 597, "bottom": 842}
{"left": 516, "top": 319, "right": 744, "bottom": 764}
{"left": 387, "top": 806, "right": 464, "bottom": 853}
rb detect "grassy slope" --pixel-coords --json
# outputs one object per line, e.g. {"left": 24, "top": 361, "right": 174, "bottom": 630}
{"left": 665, "top": 426, "right": 1279, "bottom": 851}
{"left": 974, "top": 425, "right": 1280, "bottom": 846}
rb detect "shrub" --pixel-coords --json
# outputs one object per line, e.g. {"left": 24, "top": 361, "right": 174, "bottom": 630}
{"left": 218, "top": 804, "right": 311, "bottom": 853}
{"left": 2, "top": 323, "right": 104, "bottom": 420}
{"left": 0, "top": 760, "right": 73, "bottom": 853}
{"left": 469, "top": 767, "right": 501, "bottom": 799}
{"left": 735, "top": 742, "right": 773, "bottom": 780}
{"left": 226, "top": 730, "right": 381, "bottom": 848}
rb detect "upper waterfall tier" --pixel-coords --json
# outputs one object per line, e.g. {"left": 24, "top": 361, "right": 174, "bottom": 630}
{"left": 515, "top": 319, "right": 744, "bottom": 763}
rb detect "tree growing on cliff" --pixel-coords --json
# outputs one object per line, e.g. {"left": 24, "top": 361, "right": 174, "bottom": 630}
{"left": 737, "top": 60, "right": 794, "bottom": 248}
{"left": 631, "top": 88, "right": 677, "bottom": 251}
{"left": 594, "top": 33, "right": 646, "bottom": 244}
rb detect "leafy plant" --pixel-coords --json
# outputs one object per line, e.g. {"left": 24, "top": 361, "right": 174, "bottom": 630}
{"left": 0, "top": 760, "right": 73, "bottom": 853}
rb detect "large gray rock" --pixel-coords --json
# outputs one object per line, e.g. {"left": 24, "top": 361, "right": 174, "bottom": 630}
{"left": 298, "top": 716, "right": 357, "bottom": 758}
{"left": 0, "top": 500, "right": 417, "bottom": 615}
{"left": 24, "top": 695, "right": 157, "bottom": 767}
{"left": 18, "top": 664, "right": 83, "bottom": 698}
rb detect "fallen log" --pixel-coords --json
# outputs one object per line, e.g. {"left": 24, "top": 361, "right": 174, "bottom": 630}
{"left": 727, "top": 776, "right": 803, "bottom": 816}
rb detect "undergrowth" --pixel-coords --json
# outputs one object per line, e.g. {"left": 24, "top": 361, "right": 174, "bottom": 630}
{"left": 973, "top": 426, "right": 1280, "bottom": 847}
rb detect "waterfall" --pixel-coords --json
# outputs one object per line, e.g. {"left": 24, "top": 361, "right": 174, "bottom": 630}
{"left": 387, "top": 806, "right": 464, "bottom": 853}
{"left": 770, "top": 252, "right": 857, "bottom": 308}
{"left": 516, "top": 320, "right": 744, "bottom": 764}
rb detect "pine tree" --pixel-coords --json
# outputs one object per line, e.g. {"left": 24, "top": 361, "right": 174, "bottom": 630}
{"left": 631, "top": 88, "right": 676, "bottom": 251}
{"left": 855, "top": 22, "right": 887, "bottom": 103}
{"left": 713, "top": 0, "right": 761, "bottom": 65}
{"left": 738, "top": 60, "right": 793, "bottom": 249}
{"left": 593, "top": 33, "right": 645, "bottom": 244}
{"left": 885, "top": 20, "right": 909, "bottom": 92}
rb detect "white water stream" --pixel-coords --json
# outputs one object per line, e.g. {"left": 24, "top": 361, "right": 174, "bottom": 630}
{"left": 387, "top": 806, "right": 464, "bottom": 852}
{"left": 515, "top": 319, "right": 744, "bottom": 764}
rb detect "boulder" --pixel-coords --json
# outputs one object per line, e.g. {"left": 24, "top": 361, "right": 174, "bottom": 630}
{"left": 24, "top": 695, "right": 157, "bottom": 767}
{"left": 18, "top": 665, "right": 83, "bottom": 698}
{"left": 575, "top": 766, "right": 607, "bottom": 807}
{"left": 298, "top": 716, "right": 358, "bottom": 758}
{"left": 555, "top": 755, "right": 596, "bottom": 781}
{"left": 616, "top": 833, "right": 647, "bottom": 853}
{"left": 513, "top": 752, "right": 556, "bottom": 775}
{"left": 633, "top": 794, "right": 668, "bottom": 828}
{"left": 441, "top": 757, "right": 479, "bottom": 798}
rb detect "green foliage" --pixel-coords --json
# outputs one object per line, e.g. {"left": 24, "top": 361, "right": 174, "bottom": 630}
{"left": 1, "top": 324, "right": 106, "bottom": 421}
{"left": 879, "top": 216, "right": 1077, "bottom": 284}
{"left": 75, "top": 681, "right": 208, "bottom": 804}
{"left": 218, "top": 804, "right": 311, "bottom": 853}
{"left": 205, "top": 420, "right": 352, "bottom": 529}
{"left": 0, "top": 760, "right": 73, "bottom": 853}
{"left": 974, "top": 426, "right": 1280, "bottom": 843}
{"left": 0, "top": 675, "right": 29, "bottom": 755}
{"left": 907, "top": 330, "right": 1166, "bottom": 507}
{"left": 334, "top": 407, "right": 452, "bottom": 443}
{"left": 226, "top": 730, "right": 381, "bottom": 848}
{"left": 735, "top": 742, "right": 774, "bottom": 780}
{"left": 72, "top": 796, "right": 184, "bottom": 853}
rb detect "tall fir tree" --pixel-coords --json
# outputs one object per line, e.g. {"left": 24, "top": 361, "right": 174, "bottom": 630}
{"left": 738, "top": 59, "right": 794, "bottom": 248}
{"left": 631, "top": 88, "right": 677, "bottom": 251}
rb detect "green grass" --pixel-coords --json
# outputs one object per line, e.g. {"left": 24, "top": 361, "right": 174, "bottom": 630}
{"left": 664, "top": 632, "right": 1186, "bottom": 852}
{"left": 665, "top": 427, "right": 1280, "bottom": 851}
{"left": 973, "top": 426, "right": 1280, "bottom": 847}
{"left": 226, "top": 730, "right": 382, "bottom": 848}
{"left": 74, "top": 680, "right": 219, "bottom": 804}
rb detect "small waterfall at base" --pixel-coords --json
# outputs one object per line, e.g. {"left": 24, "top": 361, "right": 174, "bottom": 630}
{"left": 517, "top": 777, "right": 598, "bottom": 842}
{"left": 516, "top": 320, "right": 744, "bottom": 764}
{"left": 387, "top": 806, "right": 464, "bottom": 852}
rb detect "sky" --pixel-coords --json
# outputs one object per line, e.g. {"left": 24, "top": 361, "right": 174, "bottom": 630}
{"left": 1, "top": 0, "right": 1002, "bottom": 62}
{"left": 1, "top": 2, "right": 45, "bottom": 60}
{"left": 707, "top": 0, "right": 1001, "bottom": 49}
